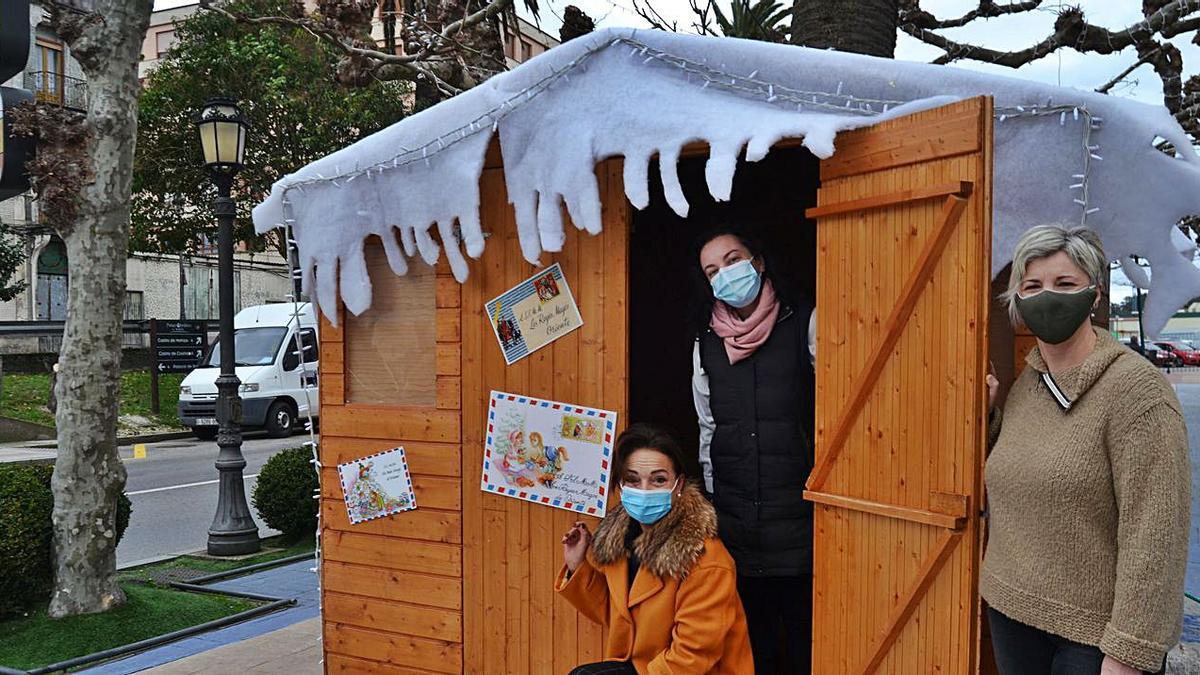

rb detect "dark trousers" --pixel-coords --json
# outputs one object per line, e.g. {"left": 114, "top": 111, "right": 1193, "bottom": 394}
{"left": 567, "top": 661, "right": 637, "bottom": 675}
{"left": 737, "top": 574, "right": 812, "bottom": 675}
{"left": 988, "top": 607, "right": 1165, "bottom": 675}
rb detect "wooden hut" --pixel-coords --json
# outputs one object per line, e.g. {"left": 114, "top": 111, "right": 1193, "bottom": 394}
{"left": 252, "top": 28, "right": 1200, "bottom": 675}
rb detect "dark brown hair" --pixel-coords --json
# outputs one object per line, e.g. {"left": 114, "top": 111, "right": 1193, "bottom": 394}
{"left": 613, "top": 423, "right": 687, "bottom": 479}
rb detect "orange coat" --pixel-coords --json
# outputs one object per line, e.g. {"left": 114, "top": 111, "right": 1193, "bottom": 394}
{"left": 555, "top": 485, "right": 754, "bottom": 674}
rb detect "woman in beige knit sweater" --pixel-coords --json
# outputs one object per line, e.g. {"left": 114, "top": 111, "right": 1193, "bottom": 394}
{"left": 983, "top": 225, "right": 1190, "bottom": 675}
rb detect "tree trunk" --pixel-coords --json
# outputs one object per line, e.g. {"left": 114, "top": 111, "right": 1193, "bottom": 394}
{"left": 791, "top": 0, "right": 898, "bottom": 57}
{"left": 47, "top": 0, "right": 151, "bottom": 618}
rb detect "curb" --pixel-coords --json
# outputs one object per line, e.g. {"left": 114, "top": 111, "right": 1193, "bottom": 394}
{"left": 18, "top": 430, "right": 194, "bottom": 450}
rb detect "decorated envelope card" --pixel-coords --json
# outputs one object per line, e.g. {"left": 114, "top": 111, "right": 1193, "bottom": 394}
{"left": 481, "top": 391, "right": 616, "bottom": 516}
{"left": 338, "top": 447, "right": 417, "bottom": 525}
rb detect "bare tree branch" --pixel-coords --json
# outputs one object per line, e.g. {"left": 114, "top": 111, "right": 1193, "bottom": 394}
{"left": 899, "top": 0, "right": 1043, "bottom": 31}
{"left": 199, "top": 0, "right": 514, "bottom": 87}
{"left": 1096, "top": 45, "right": 1159, "bottom": 93}
{"left": 901, "top": 1, "right": 1200, "bottom": 67}
{"left": 631, "top": 0, "right": 679, "bottom": 33}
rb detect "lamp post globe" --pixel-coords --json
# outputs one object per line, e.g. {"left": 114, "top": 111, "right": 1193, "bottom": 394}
{"left": 196, "top": 96, "right": 259, "bottom": 556}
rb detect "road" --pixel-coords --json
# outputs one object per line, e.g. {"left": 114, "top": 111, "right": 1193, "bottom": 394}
{"left": 1178, "top": 383, "right": 1200, "bottom": 598}
{"left": 115, "top": 433, "right": 306, "bottom": 567}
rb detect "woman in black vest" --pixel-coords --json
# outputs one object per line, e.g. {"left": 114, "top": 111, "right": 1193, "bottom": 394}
{"left": 691, "top": 226, "right": 816, "bottom": 675}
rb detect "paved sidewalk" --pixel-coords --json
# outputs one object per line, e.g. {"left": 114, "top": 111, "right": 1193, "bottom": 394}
{"left": 137, "top": 618, "right": 321, "bottom": 674}
{"left": 79, "top": 559, "right": 320, "bottom": 674}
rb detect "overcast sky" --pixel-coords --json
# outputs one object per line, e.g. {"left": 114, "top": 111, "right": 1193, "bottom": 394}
{"left": 153, "top": 0, "right": 1189, "bottom": 299}
{"left": 151, "top": 1, "right": 1191, "bottom": 107}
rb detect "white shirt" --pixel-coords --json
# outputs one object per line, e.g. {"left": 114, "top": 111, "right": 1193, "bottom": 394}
{"left": 692, "top": 309, "right": 816, "bottom": 493}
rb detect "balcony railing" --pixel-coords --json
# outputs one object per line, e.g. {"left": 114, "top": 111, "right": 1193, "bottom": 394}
{"left": 23, "top": 70, "right": 87, "bottom": 111}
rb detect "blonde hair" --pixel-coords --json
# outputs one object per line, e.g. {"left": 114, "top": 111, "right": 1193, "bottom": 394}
{"left": 1001, "top": 225, "right": 1107, "bottom": 326}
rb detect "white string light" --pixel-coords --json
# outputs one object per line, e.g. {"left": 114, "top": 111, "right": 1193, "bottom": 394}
{"left": 281, "top": 201, "right": 323, "bottom": 661}
{"left": 276, "top": 34, "right": 1105, "bottom": 271}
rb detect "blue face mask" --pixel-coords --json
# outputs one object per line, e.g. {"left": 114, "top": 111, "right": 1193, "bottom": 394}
{"left": 621, "top": 480, "right": 678, "bottom": 525}
{"left": 711, "top": 259, "right": 763, "bottom": 309}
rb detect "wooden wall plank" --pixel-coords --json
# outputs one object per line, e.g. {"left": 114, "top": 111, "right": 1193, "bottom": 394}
{"left": 324, "top": 623, "right": 462, "bottom": 674}
{"left": 322, "top": 499, "right": 462, "bottom": 544}
{"left": 321, "top": 471, "right": 462, "bottom": 510}
{"left": 321, "top": 438, "right": 462, "bottom": 478}
{"left": 322, "top": 341, "right": 345, "bottom": 374}
{"left": 437, "top": 276, "right": 462, "bottom": 309}
{"left": 321, "top": 407, "right": 461, "bottom": 442}
{"left": 437, "top": 377, "right": 462, "bottom": 411}
{"left": 324, "top": 530, "right": 462, "bottom": 576}
{"left": 321, "top": 377, "right": 345, "bottom": 407}
{"left": 324, "top": 560, "right": 462, "bottom": 610}
{"left": 437, "top": 344, "right": 462, "bottom": 376}
{"left": 325, "top": 653, "right": 433, "bottom": 675}
{"left": 325, "top": 592, "right": 463, "bottom": 642}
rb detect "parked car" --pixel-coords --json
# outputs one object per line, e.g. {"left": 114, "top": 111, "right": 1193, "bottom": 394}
{"left": 178, "top": 303, "right": 319, "bottom": 439}
{"left": 1154, "top": 341, "right": 1199, "bottom": 366}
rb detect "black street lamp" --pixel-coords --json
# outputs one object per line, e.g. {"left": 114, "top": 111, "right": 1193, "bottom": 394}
{"left": 196, "top": 96, "right": 260, "bottom": 556}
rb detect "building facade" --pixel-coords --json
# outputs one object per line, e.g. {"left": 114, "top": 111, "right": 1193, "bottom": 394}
{"left": 0, "top": 1, "right": 559, "bottom": 353}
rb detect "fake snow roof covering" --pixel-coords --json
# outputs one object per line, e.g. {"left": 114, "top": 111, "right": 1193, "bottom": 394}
{"left": 254, "top": 27, "right": 1200, "bottom": 336}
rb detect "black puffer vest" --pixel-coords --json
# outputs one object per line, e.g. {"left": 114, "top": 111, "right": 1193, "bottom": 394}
{"left": 699, "top": 302, "right": 815, "bottom": 577}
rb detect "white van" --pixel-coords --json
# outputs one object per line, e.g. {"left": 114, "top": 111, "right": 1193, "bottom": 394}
{"left": 178, "top": 303, "right": 319, "bottom": 439}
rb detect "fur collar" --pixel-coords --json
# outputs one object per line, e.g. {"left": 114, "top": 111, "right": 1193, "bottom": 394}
{"left": 591, "top": 482, "right": 717, "bottom": 580}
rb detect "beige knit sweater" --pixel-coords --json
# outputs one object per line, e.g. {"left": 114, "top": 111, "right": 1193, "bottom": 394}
{"left": 982, "top": 328, "right": 1191, "bottom": 671}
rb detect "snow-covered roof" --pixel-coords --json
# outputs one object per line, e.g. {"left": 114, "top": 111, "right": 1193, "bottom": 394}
{"left": 253, "top": 27, "right": 1200, "bottom": 336}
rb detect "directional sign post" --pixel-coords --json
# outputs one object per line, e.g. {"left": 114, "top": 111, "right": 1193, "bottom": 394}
{"left": 149, "top": 319, "right": 209, "bottom": 414}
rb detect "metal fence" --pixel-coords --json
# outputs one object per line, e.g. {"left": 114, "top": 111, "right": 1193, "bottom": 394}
{"left": 22, "top": 70, "right": 87, "bottom": 111}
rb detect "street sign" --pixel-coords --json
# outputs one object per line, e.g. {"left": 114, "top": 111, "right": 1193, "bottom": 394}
{"left": 149, "top": 319, "right": 210, "bottom": 412}
{"left": 157, "top": 320, "right": 208, "bottom": 335}
{"left": 155, "top": 334, "right": 205, "bottom": 347}
{"left": 157, "top": 348, "right": 205, "bottom": 361}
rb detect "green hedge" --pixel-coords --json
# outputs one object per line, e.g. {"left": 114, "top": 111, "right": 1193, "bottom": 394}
{"left": 252, "top": 447, "right": 318, "bottom": 537}
{"left": 0, "top": 465, "right": 131, "bottom": 617}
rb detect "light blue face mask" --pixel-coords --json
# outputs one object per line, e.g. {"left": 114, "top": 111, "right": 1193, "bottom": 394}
{"left": 711, "top": 259, "right": 763, "bottom": 309}
{"left": 621, "top": 480, "right": 678, "bottom": 525}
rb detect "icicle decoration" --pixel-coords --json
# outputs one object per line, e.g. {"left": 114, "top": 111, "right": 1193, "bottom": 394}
{"left": 255, "top": 28, "right": 1200, "bottom": 338}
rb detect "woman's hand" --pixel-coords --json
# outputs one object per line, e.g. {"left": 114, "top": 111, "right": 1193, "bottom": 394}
{"left": 1100, "top": 655, "right": 1141, "bottom": 675}
{"left": 562, "top": 521, "right": 592, "bottom": 573}
{"left": 986, "top": 360, "right": 999, "bottom": 409}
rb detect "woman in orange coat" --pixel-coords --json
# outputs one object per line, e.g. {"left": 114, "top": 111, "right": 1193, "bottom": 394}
{"left": 556, "top": 424, "right": 754, "bottom": 675}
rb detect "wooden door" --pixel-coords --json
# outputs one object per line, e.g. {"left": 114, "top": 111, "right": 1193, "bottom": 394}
{"left": 803, "top": 96, "right": 993, "bottom": 675}
{"left": 459, "top": 147, "right": 629, "bottom": 674}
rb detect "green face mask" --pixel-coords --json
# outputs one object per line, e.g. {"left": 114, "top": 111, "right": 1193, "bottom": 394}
{"left": 1015, "top": 286, "right": 1098, "bottom": 345}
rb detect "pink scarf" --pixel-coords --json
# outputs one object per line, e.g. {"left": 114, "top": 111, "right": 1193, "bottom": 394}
{"left": 709, "top": 279, "right": 780, "bottom": 365}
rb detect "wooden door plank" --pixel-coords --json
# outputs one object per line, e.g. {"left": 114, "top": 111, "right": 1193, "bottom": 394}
{"left": 806, "top": 191, "right": 971, "bottom": 493}
{"left": 805, "top": 181, "right": 971, "bottom": 219}
{"left": 858, "top": 529, "right": 962, "bottom": 675}
{"left": 821, "top": 108, "right": 983, "bottom": 180}
{"left": 804, "top": 490, "right": 965, "bottom": 531}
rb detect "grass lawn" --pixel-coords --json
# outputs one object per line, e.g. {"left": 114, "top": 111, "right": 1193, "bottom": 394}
{"left": 119, "top": 534, "right": 316, "bottom": 582}
{"left": 0, "top": 583, "right": 258, "bottom": 671}
{"left": 1, "top": 371, "right": 186, "bottom": 431}
{"left": 0, "top": 535, "right": 311, "bottom": 671}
